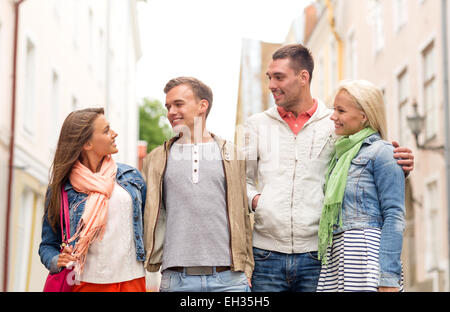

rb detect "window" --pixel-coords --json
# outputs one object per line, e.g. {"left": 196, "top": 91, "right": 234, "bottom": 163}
{"left": 88, "top": 8, "right": 94, "bottom": 70}
{"left": 53, "top": 0, "right": 61, "bottom": 22}
{"left": 347, "top": 32, "right": 358, "bottom": 79}
{"left": 13, "top": 188, "right": 34, "bottom": 291}
{"left": 72, "top": 96, "right": 78, "bottom": 112}
{"left": 240, "top": 40, "right": 261, "bottom": 117}
{"left": 71, "top": 0, "right": 79, "bottom": 49}
{"left": 0, "top": 20, "right": 3, "bottom": 72}
{"left": 318, "top": 54, "right": 325, "bottom": 101}
{"left": 381, "top": 87, "right": 387, "bottom": 111}
{"left": 424, "top": 180, "right": 439, "bottom": 273}
{"left": 329, "top": 36, "right": 338, "bottom": 95}
{"left": 393, "top": 0, "right": 408, "bottom": 32}
{"left": 423, "top": 42, "right": 437, "bottom": 140}
{"left": 381, "top": 87, "right": 388, "bottom": 135}
{"left": 397, "top": 69, "right": 409, "bottom": 145}
{"left": 97, "top": 28, "right": 105, "bottom": 83}
{"left": 23, "top": 38, "right": 36, "bottom": 136}
{"left": 50, "top": 71, "right": 60, "bottom": 148}
{"left": 0, "top": 21, "right": 3, "bottom": 85}
{"left": 367, "top": 0, "right": 384, "bottom": 53}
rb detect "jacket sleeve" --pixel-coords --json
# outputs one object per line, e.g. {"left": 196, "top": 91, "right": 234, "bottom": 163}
{"left": 141, "top": 154, "right": 153, "bottom": 221}
{"left": 38, "top": 188, "right": 62, "bottom": 274}
{"left": 244, "top": 120, "right": 260, "bottom": 211}
{"left": 374, "top": 144, "right": 406, "bottom": 288}
{"left": 135, "top": 168, "right": 147, "bottom": 220}
{"left": 240, "top": 155, "right": 254, "bottom": 280}
{"left": 141, "top": 154, "right": 150, "bottom": 184}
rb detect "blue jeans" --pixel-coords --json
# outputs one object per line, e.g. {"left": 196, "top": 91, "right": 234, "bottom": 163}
{"left": 251, "top": 247, "right": 322, "bottom": 292}
{"left": 159, "top": 267, "right": 250, "bottom": 292}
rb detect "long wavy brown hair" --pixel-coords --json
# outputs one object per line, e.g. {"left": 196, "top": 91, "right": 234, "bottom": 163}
{"left": 45, "top": 108, "right": 104, "bottom": 231}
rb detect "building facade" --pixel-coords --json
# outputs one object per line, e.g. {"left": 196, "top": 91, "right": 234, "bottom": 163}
{"left": 0, "top": 0, "right": 142, "bottom": 291}
{"left": 304, "top": 0, "right": 450, "bottom": 291}
{"left": 235, "top": 39, "right": 281, "bottom": 145}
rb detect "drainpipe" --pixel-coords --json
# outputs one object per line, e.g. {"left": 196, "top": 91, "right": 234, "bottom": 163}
{"left": 105, "top": 0, "right": 111, "bottom": 118}
{"left": 4, "top": 0, "right": 25, "bottom": 292}
{"left": 441, "top": 0, "right": 450, "bottom": 291}
{"left": 324, "top": 0, "right": 344, "bottom": 81}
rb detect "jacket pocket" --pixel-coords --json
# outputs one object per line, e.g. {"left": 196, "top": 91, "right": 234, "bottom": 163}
{"left": 254, "top": 185, "right": 266, "bottom": 212}
{"left": 310, "top": 130, "right": 332, "bottom": 159}
{"left": 348, "top": 156, "right": 370, "bottom": 178}
{"left": 252, "top": 247, "right": 272, "bottom": 261}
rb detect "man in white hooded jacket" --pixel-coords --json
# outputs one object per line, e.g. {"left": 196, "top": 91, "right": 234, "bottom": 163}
{"left": 245, "top": 44, "right": 414, "bottom": 292}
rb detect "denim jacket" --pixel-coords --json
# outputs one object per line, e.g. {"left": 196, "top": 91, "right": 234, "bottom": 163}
{"left": 39, "top": 163, "right": 147, "bottom": 274}
{"left": 333, "top": 133, "right": 405, "bottom": 288}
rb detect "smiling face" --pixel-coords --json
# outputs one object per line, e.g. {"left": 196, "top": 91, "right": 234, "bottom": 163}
{"left": 86, "top": 114, "right": 118, "bottom": 156}
{"left": 165, "top": 84, "right": 208, "bottom": 134}
{"left": 266, "top": 58, "right": 308, "bottom": 111}
{"left": 331, "top": 90, "right": 367, "bottom": 136}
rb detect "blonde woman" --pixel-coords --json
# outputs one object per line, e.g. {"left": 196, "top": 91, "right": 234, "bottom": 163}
{"left": 316, "top": 80, "right": 405, "bottom": 292}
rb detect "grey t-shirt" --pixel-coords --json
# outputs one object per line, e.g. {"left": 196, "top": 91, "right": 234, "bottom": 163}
{"left": 161, "top": 141, "right": 231, "bottom": 271}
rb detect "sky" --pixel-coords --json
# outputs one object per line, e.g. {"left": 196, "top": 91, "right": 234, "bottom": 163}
{"left": 136, "top": 0, "right": 312, "bottom": 141}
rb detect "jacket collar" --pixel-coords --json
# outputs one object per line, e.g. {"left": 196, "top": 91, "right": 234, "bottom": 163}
{"left": 164, "top": 132, "right": 231, "bottom": 160}
{"left": 164, "top": 131, "right": 227, "bottom": 149}
{"left": 362, "top": 132, "right": 381, "bottom": 145}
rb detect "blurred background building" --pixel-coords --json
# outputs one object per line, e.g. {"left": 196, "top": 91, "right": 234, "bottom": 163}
{"left": 235, "top": 39, "right": 281, "bottom": 144}
{"left": 0, "top": 0, "right": 141, "bottom": 291}
{"left": 236, "top": 0, "right": 450, "bottom": 291}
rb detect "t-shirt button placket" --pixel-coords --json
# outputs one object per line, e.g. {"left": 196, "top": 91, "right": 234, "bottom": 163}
{"left": 192, "top": 144, "right": 199, "bottom": 184}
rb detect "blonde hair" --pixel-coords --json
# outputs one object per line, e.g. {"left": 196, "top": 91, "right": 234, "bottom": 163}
{"left": 336, "top": 79, "right": 387, "bottom": 140}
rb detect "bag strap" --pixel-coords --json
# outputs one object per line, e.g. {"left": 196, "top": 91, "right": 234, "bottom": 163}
{"left": 59, "top": 185, "right": 71, "bottom": 244}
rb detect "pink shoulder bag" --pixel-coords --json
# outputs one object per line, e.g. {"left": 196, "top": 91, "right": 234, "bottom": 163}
{"left": 43, "top": 186, "right": 74, "bottom": 292}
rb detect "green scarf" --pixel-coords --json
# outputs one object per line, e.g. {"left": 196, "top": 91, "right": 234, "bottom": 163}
{"left": 318, "top": 127, "right": 377, "bottom": 265}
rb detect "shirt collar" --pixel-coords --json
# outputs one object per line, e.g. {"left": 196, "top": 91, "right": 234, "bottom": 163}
{"left": 277, "top": 99, "right": 318, "bottom": 118}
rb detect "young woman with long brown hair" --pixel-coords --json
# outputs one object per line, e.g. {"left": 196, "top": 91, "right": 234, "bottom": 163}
{"left": 39, "top": 108, "right": 147, "bottom": 292}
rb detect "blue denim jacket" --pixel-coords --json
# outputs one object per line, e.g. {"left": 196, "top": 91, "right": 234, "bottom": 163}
{"left": 333, "top": 133, "right": 405, "bottom": 288}
{"left": 39, "top": 163, "right": 147, "bottom": 274}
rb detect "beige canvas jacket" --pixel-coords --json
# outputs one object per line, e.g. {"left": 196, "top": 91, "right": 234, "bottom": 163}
{"left": 141, "top": 133, "right": 254, "bottom": 279}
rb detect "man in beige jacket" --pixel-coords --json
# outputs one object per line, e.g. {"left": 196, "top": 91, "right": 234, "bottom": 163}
{"left": 141, "top": 77, "right": 253, "bottom": 292}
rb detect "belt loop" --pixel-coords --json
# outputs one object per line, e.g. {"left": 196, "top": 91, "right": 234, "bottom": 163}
{"left": 182, "top": 267, "right": 187, "bottom": 278}
{"left": 213, "top": 266, "right": 217, "bottom": 276}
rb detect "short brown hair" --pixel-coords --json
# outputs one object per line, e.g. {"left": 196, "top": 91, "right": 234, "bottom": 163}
{"left": 273, "top": 44, "right": 314, "bottom": 83}
{"left": 164, "top": 77, "right": 213, "bottom": 117}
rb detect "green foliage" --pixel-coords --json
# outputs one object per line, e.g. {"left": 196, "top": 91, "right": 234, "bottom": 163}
{"left": 139, "top": 97, "right": 173, "bottom": 153}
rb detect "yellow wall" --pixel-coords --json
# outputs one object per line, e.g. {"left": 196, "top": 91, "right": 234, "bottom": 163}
{"left": 9, "top": 169, "right": 47, "bottom": 291}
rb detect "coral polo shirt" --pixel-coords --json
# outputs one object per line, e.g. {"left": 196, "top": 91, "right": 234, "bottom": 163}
{"left": 277, "top": 99, "right": 318, "bottom": 135}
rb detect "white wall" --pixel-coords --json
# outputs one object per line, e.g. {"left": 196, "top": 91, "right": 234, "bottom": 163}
{"left": 0, "top": 0, "right": 142, "bottom": 291}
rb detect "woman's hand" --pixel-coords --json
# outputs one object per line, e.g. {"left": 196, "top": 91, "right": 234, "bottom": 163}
{"left": 57, "top": 245, "right": 76, "bottom": 269}
{"left": 378, "top": 286, "right": 399, "bottom": 292}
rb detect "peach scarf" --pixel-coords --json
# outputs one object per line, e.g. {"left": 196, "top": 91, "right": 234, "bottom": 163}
{"left": 68, "top": 155, "right": 117, "bottom": 275}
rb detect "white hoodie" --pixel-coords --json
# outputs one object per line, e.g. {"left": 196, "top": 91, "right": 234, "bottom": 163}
{"left": 244, "top": 99, "right": 338, "bottom": 254}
